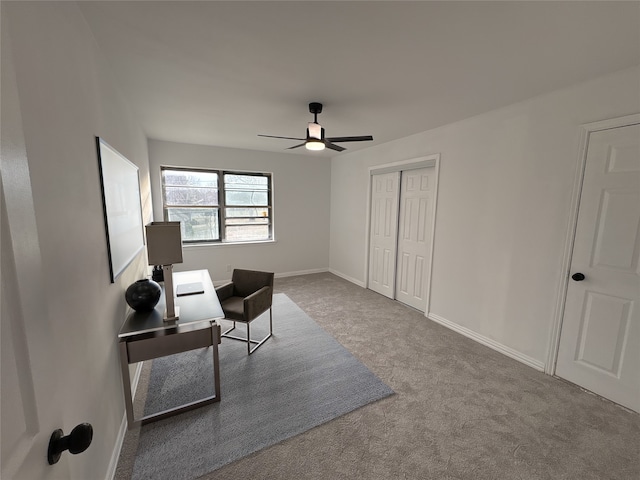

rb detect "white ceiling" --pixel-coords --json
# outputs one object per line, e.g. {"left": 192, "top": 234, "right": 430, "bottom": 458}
{"left": 78, "top": 1, "right": 640, "bottom": 156}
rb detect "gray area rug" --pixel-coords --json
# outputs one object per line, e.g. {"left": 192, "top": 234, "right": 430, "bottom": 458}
{"left": 130, "top": 293, "right": 394, "bottom": 480}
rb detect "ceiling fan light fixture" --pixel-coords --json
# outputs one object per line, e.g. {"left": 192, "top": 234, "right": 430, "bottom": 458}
{"left": 305, "top": 139, "right": 325, "bottom": 151}
{"left": 258, "top": 102, "right": 373, "bottom": 152}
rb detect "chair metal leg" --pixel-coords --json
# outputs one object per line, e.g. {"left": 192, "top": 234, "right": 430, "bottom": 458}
{"left": 220, "top": 308, "right": 273, "bottom": 355}
{"left": 221, "top": 321, "right": 237, "bottom": 337}
{"left": 248, "top": 307, "right": 272, "bottom": 355}
{"left": 246, "top": 323, "right": 251, "bottom": 355}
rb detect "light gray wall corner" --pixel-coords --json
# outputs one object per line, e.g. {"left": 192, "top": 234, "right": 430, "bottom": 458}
{"left": 328, "top": 268, "right": 367, "bottom": 288}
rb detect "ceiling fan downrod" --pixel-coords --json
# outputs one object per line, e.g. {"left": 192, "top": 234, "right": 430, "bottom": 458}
{"left": 309, "top": 102, "right": 323, "bottom": 124}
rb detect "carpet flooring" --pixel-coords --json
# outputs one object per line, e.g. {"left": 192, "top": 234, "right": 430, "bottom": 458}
{"left": 116, "top": 272, "right": 640, "bottom": 480}
{"left": 128, "top": 293, "right": 393, "bottom": 480}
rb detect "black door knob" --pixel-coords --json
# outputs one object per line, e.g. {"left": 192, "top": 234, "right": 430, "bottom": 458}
{"left": 571, "top": 273, "right": 585, "bottom": 281}
{"left": 48, "top": 423, "right": 93, "bottom": 465}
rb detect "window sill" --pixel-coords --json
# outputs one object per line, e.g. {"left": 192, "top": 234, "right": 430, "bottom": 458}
{"left": 183, "top": 239, "right": 276, "bottom": 249}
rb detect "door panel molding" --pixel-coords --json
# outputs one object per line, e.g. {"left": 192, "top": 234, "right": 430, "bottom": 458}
{"left": 591, "top": 189, "right": 640, "bottom": 272}
{"left": 548, "top": 114, "right": 640, "bottom": 375}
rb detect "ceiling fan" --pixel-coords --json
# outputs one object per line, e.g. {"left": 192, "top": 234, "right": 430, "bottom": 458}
{"left": 258, "top": 102, "right": 373, "bottom": 152}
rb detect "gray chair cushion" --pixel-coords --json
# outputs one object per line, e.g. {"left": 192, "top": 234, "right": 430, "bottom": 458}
{"left": 220, "top": 296, "right": 245, "bottom": 321}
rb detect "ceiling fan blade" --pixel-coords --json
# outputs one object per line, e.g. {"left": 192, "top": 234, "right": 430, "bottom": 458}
{"left": 324, "top": 141, "right": 346, "bottom": 152}
{"left": 325, "top": 135, "right": 373, "bottom": 143}
{"left": 287, "top": 143, "right": 306, "bottom": 150}
{"left": 258, "top": 134, "right": 305, "bottom": 141}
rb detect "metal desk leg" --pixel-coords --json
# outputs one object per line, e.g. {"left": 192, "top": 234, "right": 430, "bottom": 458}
{"left": 118, "top": 340, "right": 138, "bottom": 429}
{"left": 212, "top": 322, "right": 221, "bottom": 401}
{"left": 119, "top": 323, "right": 221, "bottom": 430}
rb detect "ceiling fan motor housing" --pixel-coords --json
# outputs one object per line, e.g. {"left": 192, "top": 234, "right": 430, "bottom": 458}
{"left": 309, "top": 102, "right": 323, "bottom": 114}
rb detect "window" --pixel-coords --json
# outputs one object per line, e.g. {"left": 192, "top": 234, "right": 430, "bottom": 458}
{"left": 161, "top": 167, "right": 272, "bottom": 244}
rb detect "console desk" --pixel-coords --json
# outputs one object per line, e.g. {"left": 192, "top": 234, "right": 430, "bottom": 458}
{"left": 118, "top": 269, "right": 224, "bottom": 429}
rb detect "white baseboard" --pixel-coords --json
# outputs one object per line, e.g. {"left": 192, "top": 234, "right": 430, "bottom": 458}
{"left": 275, "top": 268, "right": 329, "bottom": 278}
{"left": 427, "top": 313, "right": 545, "bottom": 372}
{"left": 212, "top": 268, "right": 328, "bottom": 285}
{"left": 308, "top": 271, "right": 543, "bottom": 372}
{"left": 276, "top": 268, "right": 364, "bottom": 288}
{"left": 328, "top": 268, "right": 366, "bottom": 288}
{"left": 106, "top": 413, "right": 128, "bottom": 480}
{"left": 106, "top": 361, "right": 143, "bottom": 480}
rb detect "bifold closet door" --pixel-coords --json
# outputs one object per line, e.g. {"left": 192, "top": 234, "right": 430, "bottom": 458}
{"left": 395, "top": 168, "right": 435, "bottom": 311}
{"left": 368, "top": 172, "right": 400, "bottom": 299}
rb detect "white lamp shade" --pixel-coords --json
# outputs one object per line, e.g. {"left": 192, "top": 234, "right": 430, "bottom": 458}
{"left": 145, "top": 222, "right": 183, "bottom": 266}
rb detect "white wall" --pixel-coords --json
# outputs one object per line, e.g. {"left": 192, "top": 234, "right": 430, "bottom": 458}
{"left": 147, "top": 140, "right": 331, "bottom": 282}
{"left": 330, "top": 66, "right": 640, "bottom": 368}
{"left": 2, "top": 3, "right": 151, "bottom": 479}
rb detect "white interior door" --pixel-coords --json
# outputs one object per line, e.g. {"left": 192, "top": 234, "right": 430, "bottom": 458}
{"left": 556, "top": 123, "right": 640, "bottom": 412}
{"left": 1, "top": 179, "right": 71, "bottom": 479}
{"left": 1, "top": 31, "right": 70, "bottom": 475}
{"left": 368, "top": 172, "right": 400, "bottom": 298}
{"left": 395, "top": 168, "right": 435, "bottom": 311}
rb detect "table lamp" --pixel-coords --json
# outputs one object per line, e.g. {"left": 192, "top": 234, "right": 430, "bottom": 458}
{"left": 145, "top": 221, "right": 183, "bottom": 321}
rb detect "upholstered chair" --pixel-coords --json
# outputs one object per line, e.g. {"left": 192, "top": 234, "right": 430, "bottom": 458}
{"left": 215, "top": 269, "right": 274, "bottom": 354}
